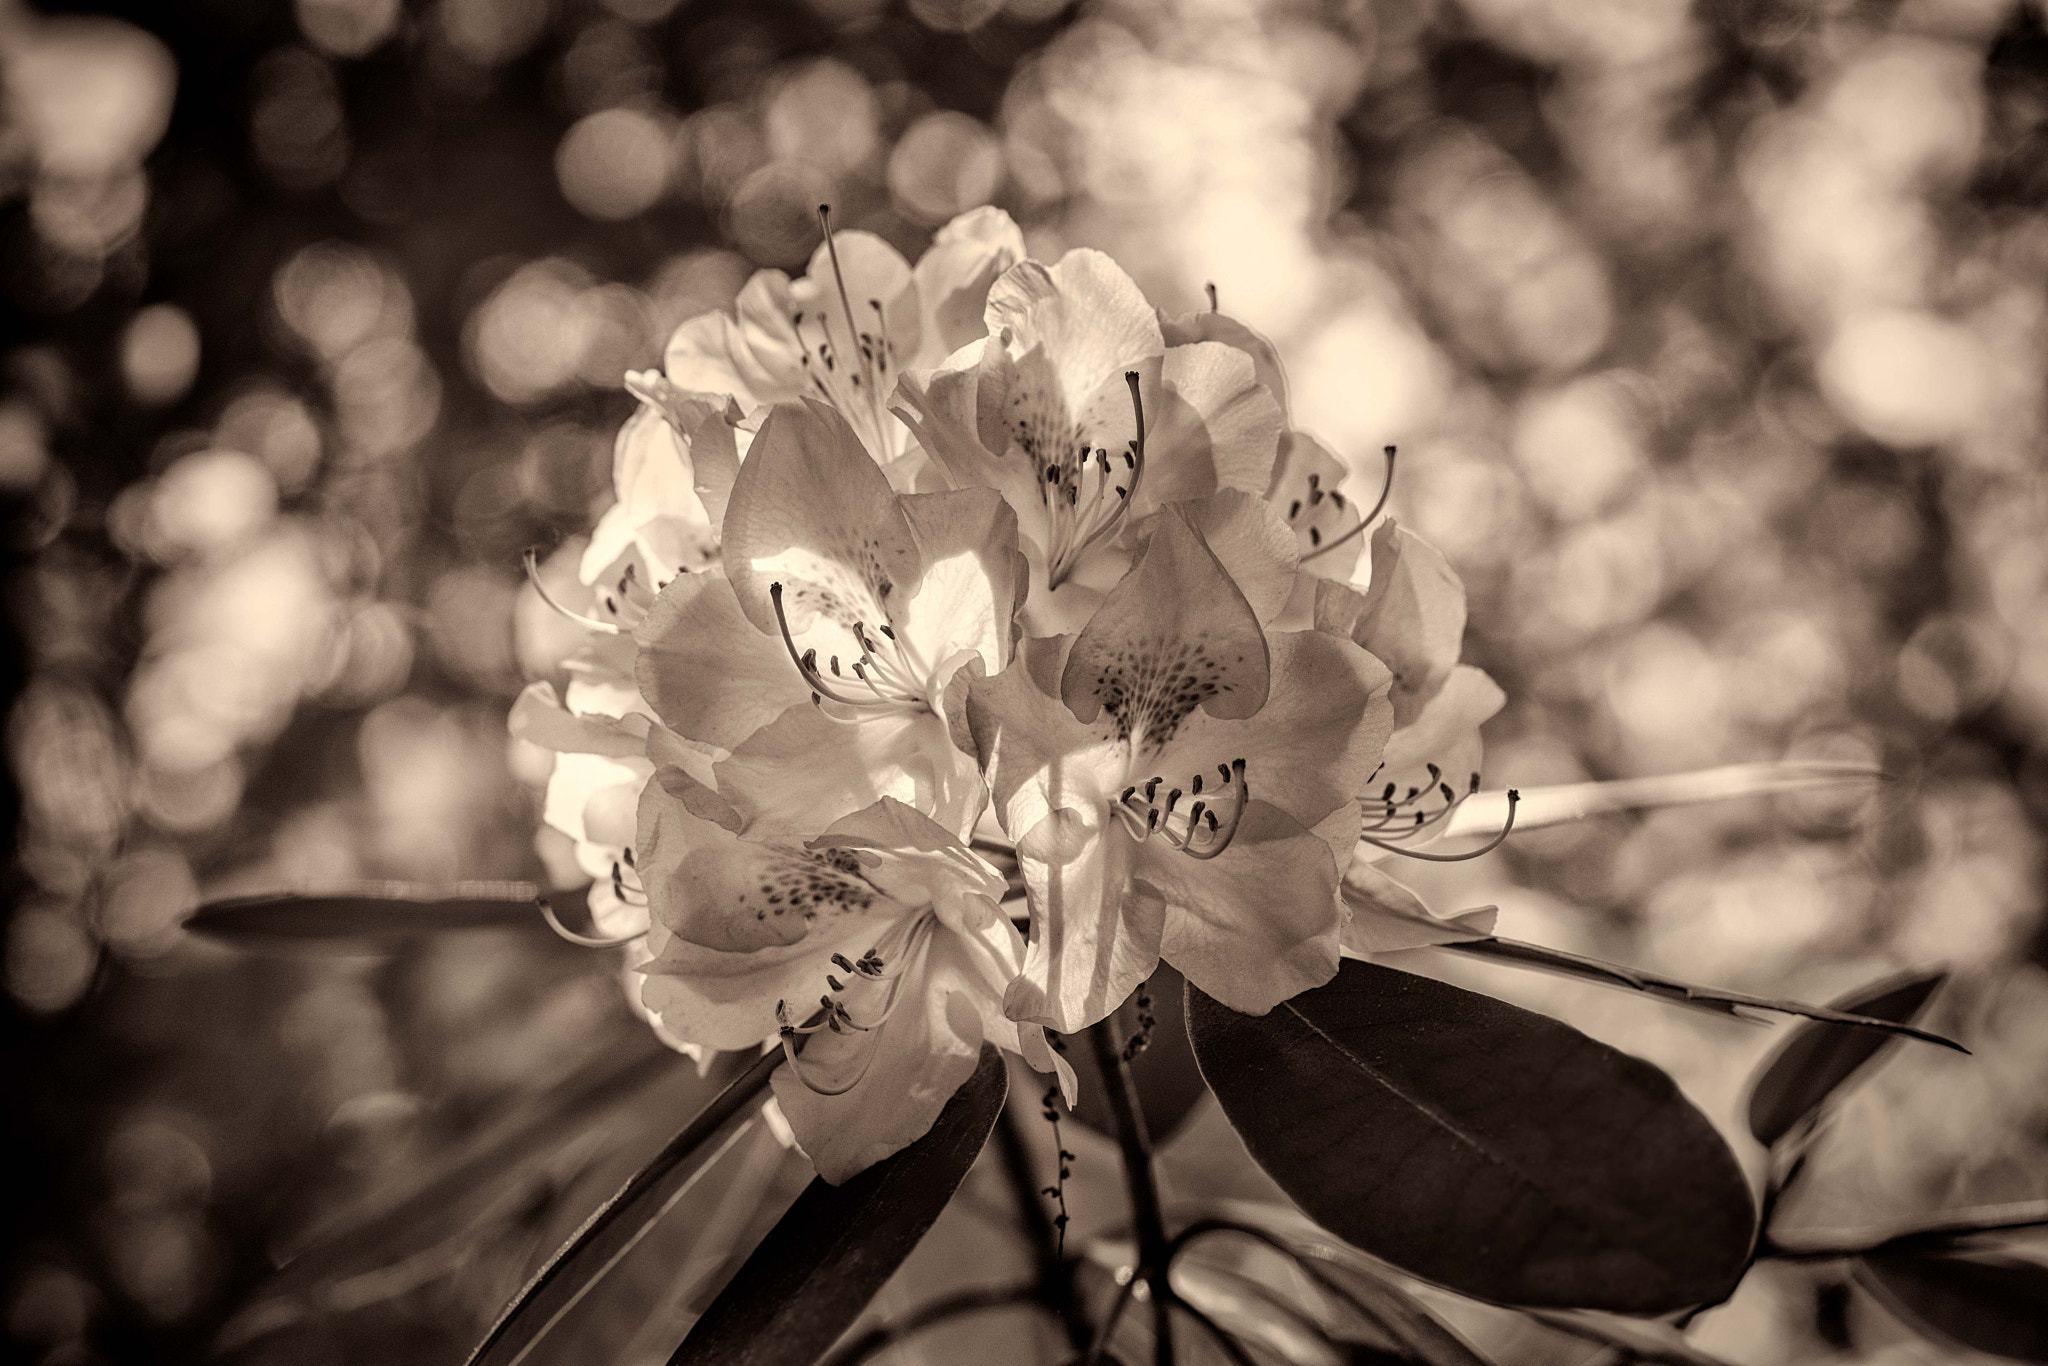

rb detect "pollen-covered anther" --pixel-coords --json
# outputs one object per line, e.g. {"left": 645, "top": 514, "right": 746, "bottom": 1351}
{"left": 1117, "top": 757, "right": 1248, "bottom": 859}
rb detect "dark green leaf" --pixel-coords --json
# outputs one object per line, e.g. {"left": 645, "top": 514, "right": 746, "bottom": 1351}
{"left": 669, "top": 1044, "right": 1009, "bottom": 1366}
{"left": 1745, "top": 969, "right": 1948, "bottom": 1147}
{"left": 185, "top": 881, "right": 579, "bottom": 945}
{"left": 467, "top": 1046, "right": 784, "bottom": 1366}
{"left": 1186, "top": 960, "right": 1755, "bottom": 1312}
{"left": 1448, "top": 938, "right": 1962, "bottom": 1052}
{"left": 1855, "top": 1248, "right": 2048, "bottom": 1362}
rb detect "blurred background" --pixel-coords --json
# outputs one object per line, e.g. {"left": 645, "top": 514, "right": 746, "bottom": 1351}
{"left": 3, "top": 0, "right": 2046, "bottom": 1360}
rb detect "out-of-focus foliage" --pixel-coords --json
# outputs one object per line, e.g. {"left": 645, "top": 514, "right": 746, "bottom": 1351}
{"left": 1, "top": 0, "right": 2044, "bottom": 1361}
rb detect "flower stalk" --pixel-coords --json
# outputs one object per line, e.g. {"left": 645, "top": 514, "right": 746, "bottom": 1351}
{"left": 1087, "top": 1012, "right": 1177, "bottom": 1366}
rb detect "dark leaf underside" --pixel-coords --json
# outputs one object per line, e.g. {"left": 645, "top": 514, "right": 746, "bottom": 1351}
{"left": 1187, "top": 960, "right": 1756, "bottom": 1313}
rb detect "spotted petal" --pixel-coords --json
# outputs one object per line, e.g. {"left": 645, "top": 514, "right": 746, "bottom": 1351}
{"left": 1060, "top": 506, "right": 1270, "bottom": 746}
{"left": 721, "top": 399, "right": 923, "bottom": 641}
{"left": 637, "top": 781, "right": 891, "bottom": 956}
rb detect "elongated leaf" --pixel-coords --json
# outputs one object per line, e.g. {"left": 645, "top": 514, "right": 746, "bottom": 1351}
{"left": 1444, "top": 939, "right": 1962, "bottom": 1052}
{"left": 1187, "top": 961, "right": 1756, "bottom": 1312}
{"left": 1440, "top": 761, "right": 1881, "bottom": 843}
{"left": 468, "top": 1047, "right": 784, "bottom": 1366}
{"left": 1745, "top": 969, "right": 1949, "bottom": 1147}
{"left": 187, "top": 881, "right": 581, "bottom": 944}
{"left": 1174, "top": 1215, "right": 1494, "bottom": 1366}
{"left": 1530, "top": 1310, "right": 1742, "bottom": 1366}
{"left": 1854, "top": 1248, "right": 2048, "bottom": 1362}
{"left": 216, "top": 1032, "right": 687, "bottom": 1350}
{"left": 670, "top": 1044, "right": 1009, "bottom": 1365}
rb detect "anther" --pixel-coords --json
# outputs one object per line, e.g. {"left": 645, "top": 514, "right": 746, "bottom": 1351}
{"left": 1302, "top": 445, "right": 1399, "bottom": 563}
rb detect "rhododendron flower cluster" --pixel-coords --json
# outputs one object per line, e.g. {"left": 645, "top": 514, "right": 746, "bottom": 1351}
{"left": 515, "top": 207, "right": 1512, "bottom": 1181}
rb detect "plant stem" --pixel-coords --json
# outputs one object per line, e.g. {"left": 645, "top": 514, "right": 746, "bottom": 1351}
{"left": 1088, "top": 1015, "right": 1176, "bottom": 1366}
{"left": 993, "top": 1096, "right": 1087, "bottom": 1351}
{"left": 1761, "top": 1198, "right": 2048, "bottom": 1261}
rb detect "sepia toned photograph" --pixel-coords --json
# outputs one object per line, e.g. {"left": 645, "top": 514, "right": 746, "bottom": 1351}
{"left": 2, "top": 0, "right": 2046, "bottom": 1361}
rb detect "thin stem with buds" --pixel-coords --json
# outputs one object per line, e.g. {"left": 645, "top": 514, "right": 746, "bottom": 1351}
{"left": 1088, "top": 1013, "right": 1177, "bottom": 1366}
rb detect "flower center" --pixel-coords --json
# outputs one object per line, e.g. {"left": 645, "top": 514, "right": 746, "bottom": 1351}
{"left": 1293, "top": 445, "right": 1396, "bottom": 563}
{"left": 775, "top": 908, "right": 937, "bottom": 1096}
{"left": 788, "top": 205, "right": 904, "bottom": 462}
{"left": 1043, "top": 371, "right": 1147, "bottom": 589}
{"left": 524, "top": 550, "right": 669, "bottom": 636}
{"left": 769, "top": 581, "right": 932, "bottom": 720}
{"left": 1114, "top": 757, "right": 1249, "bottom": 860}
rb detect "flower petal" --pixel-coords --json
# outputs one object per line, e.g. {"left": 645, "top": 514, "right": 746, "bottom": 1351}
{"left": 720, "top": 399, "right": 923, "bottom": 640}
{"left": 1005, "top": 804, "right": 1164, "bottom": 1032}
{"left": 914, "top": 206, "right": 1026, "bottom": 361}
{"left": 772, "top": 926, "right": 993, "bottom": 1184}
{"left": 1159, "top": 307, "right": 1290, "bottom": 418}
{"left": 1348, "top": 519, "right": 1467, "bottom": 726}
{"left": 1376, "top": 664, "right": 1504, "bottom": 800}
{"left": 894, "top": 340, "right": 1057, "bottom": 544}
{"left": 963, "top": 633, "right": 1123, "bottom": 836}
{"left": 1131, "top": 341, "right": 1282, "bottom": 515}
{"left": 509, "top": 680, "right": 648, "bottom": 758}
{"left": 1153, "top": 627, "right": 1394, "bottom": 837}
{"left": 1339, "top": 863, "right": 1498, "bottom": 954}
{"left": 637, "top": 918, "right": 882, "bottom": 1052}
{"left": 1267, "top": 430, "right": 1365, "bottom": 580}
{"left": 984, "top": 250, "right": 1163, "bottom": 416}
{"left": 1146, "top": 800, "right": 1344, "bottom": 1015}
{"left": 714, "top": 705, "right": 986, "bottom": 845}
{"left": 1184, "top": 488, "right": 1299, "bottom": 627}
{"left": 808, "top": 797, "right": 1009, "bottom": 935}
{"left": 545, "top": 750, "right": 651, "bottom": 846}
{"left": 898, "top": 485, "right": 1026, "bottom": 679}
{"left": 1061, "top": 506, "right": 1271, "bottom": 746}
{"left": 637, "top": 781, "right": 892, "bottom": 954}
{"left": 634, "top": 571, "right": 810, "bottom": 750}
{"left": 664, "top": 308, "right": 767, "bottom": 410}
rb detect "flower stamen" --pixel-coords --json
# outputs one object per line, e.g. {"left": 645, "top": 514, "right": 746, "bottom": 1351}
{"left": 1119, "top": 758, "right": 1247, "bottom": 859}
{"left": 523, "top": 548, "right": 625, "bottom": 634}
{"left": 1299, "top": 445, "right": 1397, "bottom": 564}
{"left": 1362, "top": 788, "right": 1519, "bottom": 862}
{"left": 769, "top": 583, "right": 928, "bottom": 718}
{"left": 1045, "top": 372, "right": 1147, "bottom": 589}
{"left": 777, "top": 913, "right": 937, "bottom": 1096}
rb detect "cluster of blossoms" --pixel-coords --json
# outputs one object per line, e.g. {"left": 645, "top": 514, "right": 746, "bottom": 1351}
{"left": 513, "top": 208, "right": 1511, "bottom": 1182}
